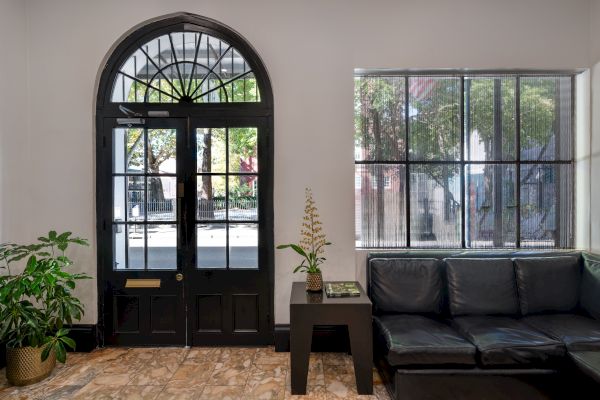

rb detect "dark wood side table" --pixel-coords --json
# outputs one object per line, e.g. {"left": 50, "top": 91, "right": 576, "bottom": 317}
{"left": 290, "top": 281, "right": 373, "bottom": 395}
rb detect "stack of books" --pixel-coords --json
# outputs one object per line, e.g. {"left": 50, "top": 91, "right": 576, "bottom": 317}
{"left": 325, "top": 282, "right": 361, "bottom": 298}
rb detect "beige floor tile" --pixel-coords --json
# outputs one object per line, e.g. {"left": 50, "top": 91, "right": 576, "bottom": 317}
{"left": 321, "top": 352, "right": 353, "bottom": 366}
{"left": 199, "top": 385, "right": 246, "bottom": 400}
{"left": 0, "top": 347, "right": 390, "bottom": 400}
{"left": 115, "top": 385, "right": 163, "bottom": 400}
{"left": 129, "top": 365, "right": 176, "bottom": 386}
{"left": 254, "top": 347, "right": 290, "bottom": 365}
{"left": 156, "top": 383, "right": 202, "bottom": 400}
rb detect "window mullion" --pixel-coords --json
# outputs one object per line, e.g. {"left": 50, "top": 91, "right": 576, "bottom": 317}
{"left": 460, "top": 76, "right": 466, "bottom": 248}
{"left": 404, "top": 76, "right": 410, "bottom": 248}
{"left": 515, "top": 77, "right": 522, "bottom": 248}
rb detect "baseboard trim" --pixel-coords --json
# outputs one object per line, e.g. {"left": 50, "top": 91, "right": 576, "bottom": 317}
{"left": 274, "top": 324, "right": 350, "bottom": 353}
{"left": 67, "top": 324, "right": 98, "bottom": 353}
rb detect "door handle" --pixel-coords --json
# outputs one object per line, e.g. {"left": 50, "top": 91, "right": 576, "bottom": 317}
{"left": 175, "top": 273, "right": 184, "bottom": 282}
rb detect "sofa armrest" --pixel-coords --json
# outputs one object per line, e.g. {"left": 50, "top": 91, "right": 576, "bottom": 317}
{"left": 581, "top": 253, "right": 600, "bottom": 320}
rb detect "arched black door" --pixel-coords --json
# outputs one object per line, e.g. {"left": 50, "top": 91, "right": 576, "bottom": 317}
{"left": 96, "top": 13, "right": 274, "bottom": 346}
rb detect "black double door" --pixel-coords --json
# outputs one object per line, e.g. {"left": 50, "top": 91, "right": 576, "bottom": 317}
{"left": 101, "top": 117, "right": 272, "bottom": 346}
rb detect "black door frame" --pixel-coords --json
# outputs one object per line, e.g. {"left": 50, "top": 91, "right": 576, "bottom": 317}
{"left": 95, "top": 13, "right": 274, "bottom": 347}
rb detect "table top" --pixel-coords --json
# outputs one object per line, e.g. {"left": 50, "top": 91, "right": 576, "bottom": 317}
{"left": 290, "top": 281, "right": 372, "bottom": 306}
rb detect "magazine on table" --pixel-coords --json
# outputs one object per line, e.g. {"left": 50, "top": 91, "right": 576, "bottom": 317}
{"left": 325, "top": 282, "right": 360, "bottom": 297}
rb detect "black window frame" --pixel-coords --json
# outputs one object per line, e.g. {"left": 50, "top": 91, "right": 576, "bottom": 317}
{"left": 354, "top": 70, "right": 576, "bottom": 250}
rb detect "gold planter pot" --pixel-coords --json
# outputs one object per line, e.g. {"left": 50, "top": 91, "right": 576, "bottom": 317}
{"left": 5, "top": 346, "right": 56, "bottom": 386}
{"left": 306, "top": 272, "right": 323, "bottom": 292}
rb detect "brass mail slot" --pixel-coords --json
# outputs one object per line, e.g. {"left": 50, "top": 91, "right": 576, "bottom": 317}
{"left": 125, "top": 278, "right": 161, "bottom": 288}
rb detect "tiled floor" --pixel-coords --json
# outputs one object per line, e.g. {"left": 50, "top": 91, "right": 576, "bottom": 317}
{"left": 0, "top": 347, "right": 390, "bottom": 399}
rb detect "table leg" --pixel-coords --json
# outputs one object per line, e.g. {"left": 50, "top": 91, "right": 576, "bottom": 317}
{"left": 348, "top": 312, "right": 373, "bottom": 395}
{"left": 290, "top": 315, "right": 313, "bottom": 395}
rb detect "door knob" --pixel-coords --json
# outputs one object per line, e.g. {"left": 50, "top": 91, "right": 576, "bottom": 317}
{"left": 175, "top": 273, "right": 184, "bottom": 282}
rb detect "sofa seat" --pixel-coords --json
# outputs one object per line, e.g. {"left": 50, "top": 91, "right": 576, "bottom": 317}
{"left": 374, "top": 314, "right": 477, "bottom": 367}
{"left": 523, "top": 314, "right": 600, "bottom": 351}
{"left": 569, "top": 351, "right": 600, "bottom": 383}
{"left": 452, "top": 316, "right": 565, "bottom": 367}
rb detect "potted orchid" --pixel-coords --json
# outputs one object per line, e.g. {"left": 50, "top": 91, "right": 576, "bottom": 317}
{"left": 277, "top": 188, "right": 331, "bottom": 291}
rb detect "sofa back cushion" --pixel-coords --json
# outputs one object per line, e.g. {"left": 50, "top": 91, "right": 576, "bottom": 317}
{"left": 445, "top": 258, "right": 519, "bottom": 316}
{"left": 514, "top": 256, "right": 580, "bottom": 315}
{"left": 369, "top": 258, "right": 442, "bottom": 314}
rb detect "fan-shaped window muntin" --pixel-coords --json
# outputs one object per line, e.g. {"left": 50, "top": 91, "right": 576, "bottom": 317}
{"left": 111, "top": 32, "right": 260, "bottom": 103}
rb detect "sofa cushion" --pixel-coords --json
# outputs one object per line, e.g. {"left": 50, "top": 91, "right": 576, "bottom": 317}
{"left": 445, "top": 258, "right": 519, "bottom": 316}
{"left": 514, "top": 256, "right": 580, "bottom": 315}
{"left": 373, "top": 314, "right": 476, "bottom": 366}
{"left": 569, "top": 351, "right": 600, "bottom": 384}
{"left": 522, "top": 314, "right": 600, "bottom": 351}
{"left": 452, "top": 316, "right": 565, "bottom": 367}
{"left": 581, "top": 253, "right": 600, "bottom": 320}
{"left": 369, "top": 258, "right": 442, "bottom": 314}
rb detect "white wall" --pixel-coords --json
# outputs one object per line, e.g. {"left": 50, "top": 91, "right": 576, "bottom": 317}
{"left": 1, "top": 0, "right": 592, "bottom": 325}
{"left": 0, "top": 0, "right": 28, "bottom": 244}
{"left": 590, "top": 0, "right": 600, "bottom": 252}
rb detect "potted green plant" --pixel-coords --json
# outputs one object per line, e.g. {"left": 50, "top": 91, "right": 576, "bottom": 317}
{"left": 0, "top": 231, "right": 90, "bottom": 386}
{"left": 277, "top": 188, "right": 331, "bottom": 292}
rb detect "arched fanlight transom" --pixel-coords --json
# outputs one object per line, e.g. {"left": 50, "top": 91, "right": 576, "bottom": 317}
{"left": 111, "top": 31, "right": 260, "bottom": 103}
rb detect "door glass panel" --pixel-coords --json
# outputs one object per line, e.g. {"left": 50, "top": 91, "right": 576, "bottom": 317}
{"left": 127, "top": 176, "right": 145, "bottom": 222}
{"left": 197, "top": 224, "right": 227, "bottom": 269}
{"left": 228, "top": 176, "right": 258, "bottom": 221}
{"left": 197, "top": 175, "right": 226, "bottom": 220}
{"left": 114, "top": 225, "right": 126, "bottom": 269}
{"left": 113, "top": 127, "right": 146, "bottom": 174}
{"left": 113, "top": 177, "right": 126, "bottom": 222}
{"left": 197, "top": 128, "right": 226, "bottom": 173}
{"left": 147, "top": 177, "right": 176, "bottom": 221}
{"left": 195, "top": 126, "right": 260, "bottom": 270}
{"left": 229, "top": 223, "right": 258, "bottom": 269}
{"left": 229, "top": 127, "right": 258, "bottom": 173}
{"left": 147, "top": 129, "right": 177, "bottom": 174}
{"left": 112, "top": 125, "right": 178, "bottom": 271}
{"left": 147, "top": 224, "right": 177, "bottom": 269}
{"left": 127, "top": 224, "right": 145, "bottom": 269}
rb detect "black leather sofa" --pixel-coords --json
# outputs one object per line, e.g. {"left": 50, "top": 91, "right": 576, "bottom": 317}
{"left": 367, "top": 251, "right": 600, "bottom": 400}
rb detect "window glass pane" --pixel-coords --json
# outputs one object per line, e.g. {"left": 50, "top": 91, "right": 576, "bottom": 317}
{"left": 147, "top": 177, "right": 176, "bottom": 221}
{"left": 520, "top": 164, "right": 572, "bottom": 248}
{"left": 111, "top": 31, "right": 260, "bottom": 103}
{"left": 466, "top": 164, "right": 516, "bottom": 248}
{"left": 147, "top": 224, "right": 177, "bottom": 269}
{"left": 520, "top": 77, "right": 572, "bottom": 161}
{"left": 113, "top": 176, "right": 126, "bottom": 222}
{"left": 147, "top": 129, "right": 176, "bottom": 174}
{"left": 228, "top": 176, "right": 258, "bottom": 221}
{"left": 197, "top": 128, "right": 226, "bottom": 173}
{"left": 409, "top": 76, "right": 461, "bottom": 161}
{"left": 127, "top": 225, "right": 145, "bottom": 269}
{"left": 197, "top": 224, "right": 226, "bottom": 269}
{"left": 410, "top": 164, "right": 461, "bottom": 247}
{"left": 229, "top": 223, "right": 258, "bottom": 269}
{"left": 197, "top": 175, "right": 226, "bottom": 220}
{"left": 113, "top": 225, "right": 126, "bottom": 269}
{"left": 354, "top": 76, "right": 406, "bottom": 161}
{"left": 355, "top": 164, "right": 406, "bottom": 247}
{"left": 127, "top": 176, "right": 145, "bottom": 221}
{"left": 465, "top": 77, "right": 516, "bottom": 161}
{"left": 229, "top": 128, "right": 258, "bottom": 172}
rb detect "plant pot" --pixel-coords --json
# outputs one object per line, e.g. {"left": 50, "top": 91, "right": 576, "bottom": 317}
{"left": 306, "top": 272, "right": 323, "bottom": 292}
{"left": 5, "top": 346, "right": 56, "bottom": 386}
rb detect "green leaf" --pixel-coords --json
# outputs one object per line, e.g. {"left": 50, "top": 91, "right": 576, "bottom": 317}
{"left": 60, "top": 336, "right": 76, "bottom": 350}
{"left": 55, "top": 341, "right": 66, "bottom": 363}
{"left": 48, "top": 231, "right": 57, "bottom": 240}
{"left": 41, "top": 343, "right": 52, "bottom": 362}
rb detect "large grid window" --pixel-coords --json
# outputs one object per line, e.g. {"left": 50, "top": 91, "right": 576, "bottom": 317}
{"left": 355, "top": 73, "right": 574, "bottom": 249}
